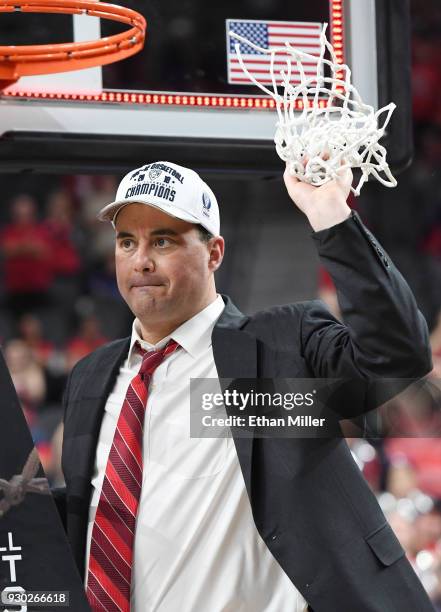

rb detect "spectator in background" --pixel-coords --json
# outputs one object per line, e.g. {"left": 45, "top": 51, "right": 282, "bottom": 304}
{"left": 430, "top": 311, "right": 441, "bottom": 378}
{"left": 88, "top": 249, "right": 132, "bottom": 339}
{"left": 386, "top": 438, "right": 441, "bottom": 501}
{"left": 18, "top": 313, "right": 55, "bottom": 368}
{"left": 418, "top": 126, "right": 441, "bottom": 249}
{"left": 387, "top": 506, "right": 441, "bottom": 604}
{"left": 65, "top": 314, "right": 108, "bottom": 370}
{"left": 88, "top": 249, "right": 120, "bottom": 300}
{"left": 418, "top": 127, "right": 441, "bottom": 343}
{"left": 414, "top": 509, "right": 441, "bottom": 555}
{"left": 388, "top": 511, "right": 417, "bottom": 557}
{"left": 47, "top": 421, "right": 65, "bottom": 487}
{"left": 317, "top": 266, "right": 340, "bottom": 320}
{"left": 383, "top": 374, "right": 441, "bottom": 501}
{"left": 42, "top": 189, "right": 85, "bottom": 344}
{"left": 0, "top": 194, "right": 53, "bottom": 319}
{"left": 412, "top": 35, "right": 441, "bottom": 132}
{"left": 4, "top": 338, "right": 46, "bottom": 425}
{"left": 80, "top": 175, "right": 118, "bottom": 264}
{"left": 43, "top": 189, "right": 81, "bottom": 283}
{"left": 386, "top": 458, "right": 419, "bottom": 499}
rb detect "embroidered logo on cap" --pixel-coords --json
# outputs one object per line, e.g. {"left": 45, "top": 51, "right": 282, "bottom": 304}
{"left": 202, "top": 192, "right": 211, "bottom": 217}
{"left": 149, "top": 168, "right": 162, "bottom": 181}
{"left": 130, "top": 164, "right": 149, "bottom": 180}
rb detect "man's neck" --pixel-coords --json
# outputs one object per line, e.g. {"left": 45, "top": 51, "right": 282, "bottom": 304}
{"left": 138, "top": 293, "right": 219, "bottom": 344}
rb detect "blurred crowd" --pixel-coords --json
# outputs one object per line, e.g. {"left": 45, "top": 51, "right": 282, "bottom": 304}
{"left": 0, "top": 177, "right": 132, "bottom": 485}
{"left": 0, "top": 0, "right": 440, "bottom": 606}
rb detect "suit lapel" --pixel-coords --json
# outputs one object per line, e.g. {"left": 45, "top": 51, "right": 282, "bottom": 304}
{"left": 67, "top": 338, "right": 130, "bottom": 491}
{"left": 212, "top": 296, "right": 256, "bottom": 497}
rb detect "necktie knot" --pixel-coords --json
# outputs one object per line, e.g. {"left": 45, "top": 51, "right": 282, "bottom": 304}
{"left": 137, "top": 339, "right": 180, "bottom": 381}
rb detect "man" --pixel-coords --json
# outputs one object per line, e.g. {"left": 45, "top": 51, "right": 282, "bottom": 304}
{"left": 61, "top": 161, "right": 434, "bottom": 611}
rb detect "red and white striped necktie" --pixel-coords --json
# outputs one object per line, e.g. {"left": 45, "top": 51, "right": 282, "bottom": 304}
{"left": 86, "top": 339, "right": 180, "bottom": 611}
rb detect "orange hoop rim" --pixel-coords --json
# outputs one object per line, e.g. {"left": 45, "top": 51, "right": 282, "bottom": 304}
{"left": 0, "top": 0, "right": 146, "bottom": 82}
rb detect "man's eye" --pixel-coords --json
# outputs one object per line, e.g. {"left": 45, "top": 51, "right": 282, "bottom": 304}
{"left": 155, "top": 238, "right": 171, "bottom": 248}
{"left": 121, "top": 239, "right": 134, "bottom": 249}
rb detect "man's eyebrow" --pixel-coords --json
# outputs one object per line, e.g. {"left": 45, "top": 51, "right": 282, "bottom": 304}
{"left": 150, "top": 228, "right": 179, "bottom": 237}
{"left": 116, "top": 231, "right": 134, "bottom": 239}
{"left": 116, "top": 228, "right": 180, "bottom": 239}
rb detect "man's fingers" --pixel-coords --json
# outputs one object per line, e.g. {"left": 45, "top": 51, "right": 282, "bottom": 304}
{"left": 335, "top": 165, "right": 353, "bottom": 188}
{"left": 283, "top": 166, "right": 299, "bottom": 189}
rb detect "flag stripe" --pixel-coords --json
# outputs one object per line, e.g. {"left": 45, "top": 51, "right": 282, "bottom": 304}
{"left": 267, "top": 22, "right": 321, "bottom": 29}
{"left": 230, "top": 68, "right": 317, "bottom": 75}
{"left": 230, "top": 78, "right": 305, "bottom": 85}
{"left": 231, "top": 58, "right": 320, "bottom": 64}
{"left": 231, "top": 58, "right": 318, "bottom": 66}
{"left": 268, "top": 34, "right": 321, "bottom": 39}
{"left": 268, "top": 34, "right": 321, "bottom": 40}
{"left": 268, "top": 38, "right": 320, "bottom": 47}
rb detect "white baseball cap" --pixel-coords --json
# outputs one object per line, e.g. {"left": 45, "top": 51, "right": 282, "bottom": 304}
{"left": 97, "top": 161, "right": 220, "bottom": 236}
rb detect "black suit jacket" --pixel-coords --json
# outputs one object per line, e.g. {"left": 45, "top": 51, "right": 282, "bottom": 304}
{"left": 61, "top": 212, "right": 435, "bottom": 611}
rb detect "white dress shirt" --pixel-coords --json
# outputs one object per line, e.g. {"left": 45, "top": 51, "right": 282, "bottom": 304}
{"left": 85, "top": 295, "right": 307, "bottom": 611}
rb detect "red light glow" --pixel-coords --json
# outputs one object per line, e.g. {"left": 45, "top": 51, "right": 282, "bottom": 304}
{"left": 3, "top": 1, "right": 346, "bottom": 111}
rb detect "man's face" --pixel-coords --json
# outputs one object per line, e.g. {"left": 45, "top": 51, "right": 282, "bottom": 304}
{"left": 114, "top": 203, "right": 224, "bottom": 335}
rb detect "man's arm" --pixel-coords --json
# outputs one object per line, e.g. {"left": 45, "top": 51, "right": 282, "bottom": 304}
{"left": 284, "top": 167, "right": 432, "bottom": 417}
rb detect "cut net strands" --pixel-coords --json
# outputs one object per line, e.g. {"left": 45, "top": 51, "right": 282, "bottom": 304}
{"left": 229, "top": 24, "right": 397, "bottom": 196}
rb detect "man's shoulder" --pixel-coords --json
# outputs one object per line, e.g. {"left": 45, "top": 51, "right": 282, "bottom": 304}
{"left": 220, "top": 294, "right": 331, "bottom": 330}
{"left": 70, "top": 337, "right": 130, "bottom": 373}
{"left": 245, "top": 299, "right": 327, "bottom": 325}
{"left": 235, "top": 299, "right": 333, "bottom": 349}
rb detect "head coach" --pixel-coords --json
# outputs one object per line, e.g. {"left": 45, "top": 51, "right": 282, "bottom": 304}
{"left": 59, "top": 161, "right": 435, "bottom": 611}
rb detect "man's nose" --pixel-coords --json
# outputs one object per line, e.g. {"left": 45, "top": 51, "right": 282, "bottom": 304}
{"left": 134, "top": 247, "right": 155, "bottom": 272}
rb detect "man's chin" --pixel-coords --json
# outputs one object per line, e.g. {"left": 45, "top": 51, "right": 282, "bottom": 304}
{"left": 130, "top": 295, "right": 170, "bottom": 319}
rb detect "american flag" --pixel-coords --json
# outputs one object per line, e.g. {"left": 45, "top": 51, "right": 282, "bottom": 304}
{"left": 227, "top": 19, "right": 323, "bottom": 86}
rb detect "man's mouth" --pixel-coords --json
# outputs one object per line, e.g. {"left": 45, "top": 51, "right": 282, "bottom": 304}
{"left": 131, "top": 282, "right": 163, "bottom": 289}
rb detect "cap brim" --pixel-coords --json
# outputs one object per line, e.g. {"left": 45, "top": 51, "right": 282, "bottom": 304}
{"left": 97, "top": 197, "right": 202, "bottom": 226}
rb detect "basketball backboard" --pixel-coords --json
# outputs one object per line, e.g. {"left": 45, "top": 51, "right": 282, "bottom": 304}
{"left": 0, "top": 0, "right": 411, "bottom": 176}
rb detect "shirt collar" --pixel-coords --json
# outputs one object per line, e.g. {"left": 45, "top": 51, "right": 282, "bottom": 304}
{"left": 128, "top": 295, "right": 225, "bottom": 365}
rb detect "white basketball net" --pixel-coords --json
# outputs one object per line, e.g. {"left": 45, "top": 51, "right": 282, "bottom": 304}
{"left": 229, "top": 24, "right": 397, "bottom": 196}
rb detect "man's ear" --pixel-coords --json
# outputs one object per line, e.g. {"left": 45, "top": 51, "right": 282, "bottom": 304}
{"left": 208, "top": 236, "right": 225, "bottom": 272}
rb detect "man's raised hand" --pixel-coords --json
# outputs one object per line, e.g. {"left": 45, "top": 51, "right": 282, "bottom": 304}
{"left": 283, "top": 164, "right": 353, "bottom": 232}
